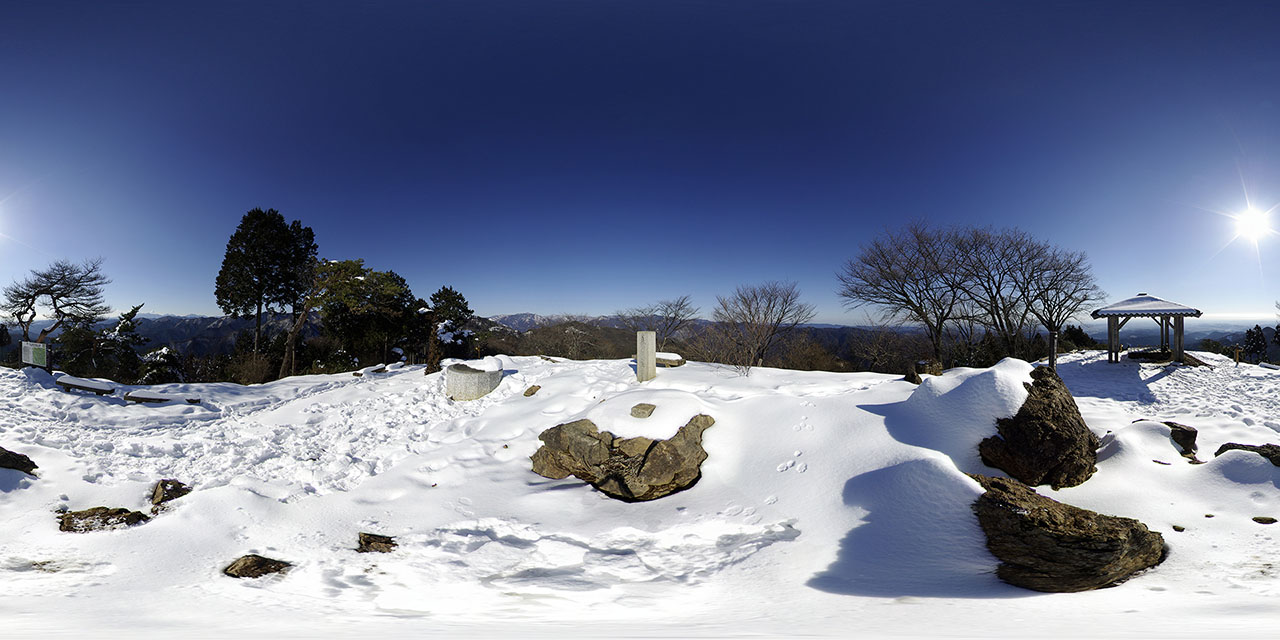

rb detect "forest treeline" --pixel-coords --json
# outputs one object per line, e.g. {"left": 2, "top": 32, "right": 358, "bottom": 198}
{"left": 2, "top": 215, "right": 1112, "bottom": 383}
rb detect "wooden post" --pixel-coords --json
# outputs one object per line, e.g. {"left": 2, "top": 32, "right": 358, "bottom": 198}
{"left": 1173, "top": 316, "right": 1184, "bottom": 363}
{"left": 1107, "top": 317, "right": 1118, "bottom": 363}
{"left": 637, "top": 331, "right": 656, "bottom": 382}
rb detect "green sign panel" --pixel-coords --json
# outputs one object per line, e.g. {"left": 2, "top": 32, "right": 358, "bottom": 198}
{"left": 21, "top": 341, "right": 47, "bottom": 368}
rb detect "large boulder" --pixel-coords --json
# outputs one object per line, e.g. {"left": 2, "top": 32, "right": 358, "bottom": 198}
{"left": 1214, "top": 442, "right": 1280, "bottom": 466}
{"left": 0, "top": 446, "right": 37, "bottom": 476}
{"left": 978, "top": 366, "right": 1099, "bottom": 488}
{"left": 970, "top": 474, "right": 1165, "bottom": 592}
{"left": 58, "top": 507, "right": 150, "bottom": 533}
{"left": 530, "top": 414, "right": 714, "bottom": 501}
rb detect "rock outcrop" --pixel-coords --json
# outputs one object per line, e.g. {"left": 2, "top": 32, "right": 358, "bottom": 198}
{"left": 530, "top": 414, "right": 714, "bottom": 501}
{"left": 1163, "top": 421, "right": 1199, "bottom": 457}
{"left": 150, "top": 479, "right": 192, "bottom": 512}
{"left": 58, "top": 507, "right": 150, "bottom": 532}
{"left": 1214, "top": 442, "right": 1280, "bottom": 466}
{"left": 223, "top": 554, "right": 292, "bottom": 578}
{"left": 357, "top": 532, "right": 397, "bottom": 553}
{"left": 978, "top": 366, "right": 1099, "bottom": 489}
{"left": 970, "top": 474, "right": 1165, "bottom": 592}
{"left": 0, "top": 446, "right": 37, "bottom": 476}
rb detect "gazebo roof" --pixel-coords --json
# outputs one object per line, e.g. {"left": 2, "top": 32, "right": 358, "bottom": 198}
{"left": 1091, "top": 293, "right": 1202, "bottom": 319}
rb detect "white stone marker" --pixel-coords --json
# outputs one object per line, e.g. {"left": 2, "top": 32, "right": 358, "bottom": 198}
{"left": 637, "top": 331, "right": 657, "bottom": 382}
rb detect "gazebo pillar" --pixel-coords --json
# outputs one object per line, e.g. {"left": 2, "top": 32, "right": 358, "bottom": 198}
{"left": 1173, "top": 316, "right": 1184, "bottom": 363}
{"left": 1107, "top": 316, "right": 1119, "bottom": 363}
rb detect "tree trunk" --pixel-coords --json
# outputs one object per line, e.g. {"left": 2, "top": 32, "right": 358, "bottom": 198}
{"left": 254, "top": 301, "right": 262, "bottom": 354}
{"left": 1048, "top": 329, "right": 1059, "bottom": 369}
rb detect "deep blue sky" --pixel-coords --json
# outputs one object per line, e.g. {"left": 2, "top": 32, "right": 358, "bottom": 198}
{"left": 3, "top": 1, "right": 1280, "bottom": 325}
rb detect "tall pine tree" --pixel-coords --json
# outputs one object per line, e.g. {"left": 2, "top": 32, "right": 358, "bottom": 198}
{"left": 429, "top": 286, "right": 474, "bottom": 358}
{"left": 214, "top": 208, "right": 317, "bottom": 353}
{"left": 1244, "top": 324, "right": 1268, "bottom": 363}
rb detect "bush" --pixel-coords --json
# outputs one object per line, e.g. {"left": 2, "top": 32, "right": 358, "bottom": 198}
{"left": 229, "top": 353, "right": 272, "bottom": 385}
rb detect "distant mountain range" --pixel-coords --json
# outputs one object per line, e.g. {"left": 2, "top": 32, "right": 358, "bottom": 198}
{"left": 7, "top": 311, "right": 1273, "bottom": 359}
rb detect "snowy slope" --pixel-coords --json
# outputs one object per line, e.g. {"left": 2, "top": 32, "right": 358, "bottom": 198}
{"left": 1, "top": 352, "right": 1279, "bottom": 637}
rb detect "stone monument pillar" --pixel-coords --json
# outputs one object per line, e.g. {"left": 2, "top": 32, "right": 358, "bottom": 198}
{"left": 637, "top": 331, "right": 656, "bottom": 382}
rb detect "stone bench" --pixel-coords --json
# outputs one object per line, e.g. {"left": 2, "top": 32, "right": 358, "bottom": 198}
{"left": 445, "top": 361, "right": 503, "bottom": 401}
{"left": 124, "top": 390, "right": 202, "bottom": 405}
{"left": 656, "top": 352, "right": 686, "bottom": 367}
{"left": 55, "top": 375, "right": 115, "bottom": 396}
{"left": 352, "top": 364, "right": 387, "bottom": 377}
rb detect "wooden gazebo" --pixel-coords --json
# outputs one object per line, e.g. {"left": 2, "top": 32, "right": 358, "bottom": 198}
{"left": 1091, "top": 293, "right": 1202, "bottom": 363}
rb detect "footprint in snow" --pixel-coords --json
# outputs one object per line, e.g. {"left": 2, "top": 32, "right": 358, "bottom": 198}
{"left": 776, "top": 460, "right": 796, "bottom": 472}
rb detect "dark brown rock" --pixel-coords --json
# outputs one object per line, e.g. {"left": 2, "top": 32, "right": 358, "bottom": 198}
{"left": 150, "top": 479, "right": 192, "bottom": 507}
{"left": 1214, "top": 442, "right": 1280, "bottom": 466}
{"left": 523, "top": 385, "right": 541, "bottom": 397}
{"left": 978, "top": 367, "right": 1099, "bottom": 489}
{"left": 530, "top": 414, "right": 714, "bottom": 501}
{"left": 630, "top": 403, "right": 656, "bottom": 418}
{"left": 0, "top": 446, "right": 37, "bottom": 476}
{"left": 970, "top": 474, "right": 1165, "bottom": 592}
{"left": 223, "top": 554, "right": 292, "bottom": 578}
{"left": 357, "top": 532, "right": 397, "bottom": 553}
{"left": 1163, "top": 421, "right": 1198, "bottom": 456}
{"left": 1253, "top": 516, "right": 1277, "bottom": 525}
{"left": 904, "top": 368, "right": 923, "bottom": 385}
{"left": 58, "top": 507, "right": 150, "bottom": 532}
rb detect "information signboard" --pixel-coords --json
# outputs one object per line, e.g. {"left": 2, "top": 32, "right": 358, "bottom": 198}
{"left": 21, "top": 341, "right": 48, "bottom": 368}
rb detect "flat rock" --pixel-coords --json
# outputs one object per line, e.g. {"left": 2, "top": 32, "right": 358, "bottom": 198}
{"left": 978, "top": 366, "right": 1099, "bottom": 489}
{"left": 630, "top": 403, "right": 656, "bottom": 418}
{"left": 223, "top": 554, "right": 292, "bottom": 578}
{"left": 0, "top": 446, "right": 37, "bottom": 476}
{"left": 357, "top": 532, "right": 397, "bottom": 553}
{"left": 523, "top": 385, "right": 541, "bottom": 397}
{"left": 970, "top": 474, "right": 1165, "bottom": 592}
{"left": 530, "top": 414, "right": 714, "bottom": 501}
{"left": 59, "top": 507, "right": 150, "bottom": 533}
{"left": 1214, "top": 442, "right": 1280, "bottom": 466}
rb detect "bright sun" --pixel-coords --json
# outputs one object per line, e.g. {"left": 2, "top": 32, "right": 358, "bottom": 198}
{"left": 1234, "top": 207, "right": 1272, "bottom": 242}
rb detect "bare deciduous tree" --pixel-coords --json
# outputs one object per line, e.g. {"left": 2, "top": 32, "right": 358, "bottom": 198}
{"left": 709, "top": 281, "right": 815, "bottom": 375}
{"left": 617, "top": 294, "right": 700, "bottom": 351}
{"left": 1023, "top": 247, "right": 1106, "bottom": 368}
{"left": 3, "top": 258, "right": 111, "bottom": 343}
{"left": 837, "top": 222, "right": 963, "bottom": 362}
{"left": 953, "top": 227, "right": 1038, "bottom": 356}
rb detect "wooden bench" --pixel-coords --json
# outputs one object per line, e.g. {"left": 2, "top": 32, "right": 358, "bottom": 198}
{"left": 123, "top": 390, "right": 202, "bottom": 405}
{"left": 55, "top": 375, "right": 115, "bottom": 396}
{"left": 352, "top": 364, "right": 387, "bottom": 377}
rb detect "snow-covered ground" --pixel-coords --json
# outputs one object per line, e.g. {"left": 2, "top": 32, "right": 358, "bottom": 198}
{"left": 2, "top": 351, "right": 1279, "bottom": 638}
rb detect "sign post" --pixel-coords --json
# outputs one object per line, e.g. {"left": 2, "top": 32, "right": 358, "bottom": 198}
{"left": 21, "top": 341, "right": 49, "bottom": 370}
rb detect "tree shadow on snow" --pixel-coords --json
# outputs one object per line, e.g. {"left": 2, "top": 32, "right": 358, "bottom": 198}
{"left": 807, "top": 459, "right": 1029, "bottom": 599}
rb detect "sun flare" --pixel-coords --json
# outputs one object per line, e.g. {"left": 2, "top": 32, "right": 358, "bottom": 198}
{"left": 1234, "top": 207, "right": 1272, "bottom": 242}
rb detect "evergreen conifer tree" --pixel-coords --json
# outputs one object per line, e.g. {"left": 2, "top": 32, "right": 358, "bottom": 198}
{"left": 214, "top": 208, "right": 317, "bottom": 354}
{"left": 1244, "top": 324, "right": 1268, "bottom": 363}
{"left": 430, "top": 286, "right": 474, "bottom": 358}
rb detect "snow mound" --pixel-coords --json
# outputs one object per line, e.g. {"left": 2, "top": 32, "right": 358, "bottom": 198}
{"left": 892, "top": 357, "right": 1032, "bottom": 472}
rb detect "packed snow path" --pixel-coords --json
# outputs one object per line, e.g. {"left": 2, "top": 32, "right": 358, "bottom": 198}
{"left": 1, "top": 353, "right": 1279, "bottom": 637}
